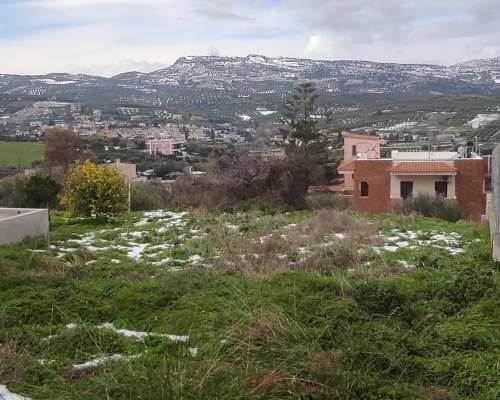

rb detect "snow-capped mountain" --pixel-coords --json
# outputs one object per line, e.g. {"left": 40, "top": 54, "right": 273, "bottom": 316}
{"left": 1, "top": 55, "right": 500, "bottom": 100}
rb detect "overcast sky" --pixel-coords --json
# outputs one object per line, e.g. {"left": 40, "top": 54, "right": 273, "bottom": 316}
{"left": 1, "top": 0, "right": 500, "bottom": 76}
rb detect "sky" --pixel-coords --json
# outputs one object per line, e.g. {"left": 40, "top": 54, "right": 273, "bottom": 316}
{"left": 1, "top": 0, "right": 500, "bottom": 76}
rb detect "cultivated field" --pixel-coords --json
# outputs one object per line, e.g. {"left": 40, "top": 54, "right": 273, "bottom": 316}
{"left": 0, "top": 141, "right": 44, "bottom": 167}
{"left": 0, "top": 207, "right": 498, "bottom": 399}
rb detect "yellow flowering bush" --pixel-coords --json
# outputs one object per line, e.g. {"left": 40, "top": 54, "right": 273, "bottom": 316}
{"left": 60, "top": 160, "right": 127, "bottom": 219}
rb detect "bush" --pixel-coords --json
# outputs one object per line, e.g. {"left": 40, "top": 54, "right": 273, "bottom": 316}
{"left": 131, "top": 181, "right": 172, "bottom": 211}
{"left": 24, "top": 174, "right": 60, "bottom": 208}
{"left": 306, "top": 192, "right": 351, "bottom": 211}
{"left": 395, "top": 194, "right": 464, "bottom": 222}
{"left": 59, "top": 160, "right": 128, "bottom": 219}
{"left": 0, "top": 177, "right": 28, "bottom": 207}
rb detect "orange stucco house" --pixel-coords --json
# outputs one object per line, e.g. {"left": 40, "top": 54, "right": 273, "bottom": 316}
{"left": 337, "top": 132, "right": 491, "bottom": 221}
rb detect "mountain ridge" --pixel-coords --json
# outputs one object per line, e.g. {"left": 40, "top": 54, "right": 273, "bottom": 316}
{"left": 1, "top": 54, "right": 500, "bottom": 100}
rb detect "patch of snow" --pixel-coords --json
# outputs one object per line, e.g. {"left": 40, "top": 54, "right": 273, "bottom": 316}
{"left": 382, "top": 245, "right": 399, "bottom": 252}
{"left": 71, "top": 354, "right": 139, "bottom": 370}
{"left": 36, "top": 78, "right": 77, "bottom": 85}
{"left": 467, "top": 113, "right": 500, "bottom": 129}
{"left": 258, "top": 110, "right": 277, "bottom": 116}
{"left": 125, "top": 243, "right": 149, "bottom": 261}
{"left": 189, "top": 347, "right": 198, "bottom": 357}
{"left": 0, "top": 385, "right": 30, "bottom": 400}
{"left": 97, "top": 322, "right": 189, "bottom": 342}
{"left": 188, "top": 255, "right": 203, "bottom": 264}
{"left": 397, "top": 260, "right": 415, "bottom": 269}
{"left": 151, "top": 258, "right": 172, "bottom": 266}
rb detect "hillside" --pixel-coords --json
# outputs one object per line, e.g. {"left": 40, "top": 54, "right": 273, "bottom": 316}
{"left": 0, "top": 207, "right": 498, "bottom": 399}
{"left": 1, "top": 55, "right": 500, "bottom": 105}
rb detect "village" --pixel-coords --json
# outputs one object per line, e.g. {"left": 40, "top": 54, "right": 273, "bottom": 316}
{"left": 1, "top": 1, "right": 500, "bottom": 393}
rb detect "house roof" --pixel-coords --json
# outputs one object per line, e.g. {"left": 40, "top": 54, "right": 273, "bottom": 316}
{"left": 343, "top": 132, "right": 380, "bottom": 141}
{"left": 391, "top": 162, "right": 457, "bottom": 174}
{"left": 337, "top": 160, "right": 355, "bottom": 172}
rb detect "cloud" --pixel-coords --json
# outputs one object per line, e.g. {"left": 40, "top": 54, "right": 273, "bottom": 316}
{"left": 65, "top": 59, "right": 169, "bottom": 77}
{"left": 194, "top": 7, "right": 253, "bottom": 21}
{"left": 305, "top": 35, "right": 333, "bottom": 57}
{"left": 1, "top": 0, "right": 500, "bottom": 74}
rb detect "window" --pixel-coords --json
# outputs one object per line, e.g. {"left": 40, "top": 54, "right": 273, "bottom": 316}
{"left": 435, "top": 181, "right": 448, "bottom": 198}
{"left": 484, "top": 176, "right": 492, "bottom": 192}
{"left": 400, "top": 181, "right": 413, "bottom": 199}
{"left": 352, "top": 145, "right": 357, "bottom": 156}
{"left": 360, "top": 181, "right": 369, "bottom": 197}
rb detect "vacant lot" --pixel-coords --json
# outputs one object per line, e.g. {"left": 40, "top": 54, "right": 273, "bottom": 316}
{"left": 0, "top": 141, "right": 44, "bottom": 167}
{"left": 0, "top": 208, "right": 498, "bottom": 399}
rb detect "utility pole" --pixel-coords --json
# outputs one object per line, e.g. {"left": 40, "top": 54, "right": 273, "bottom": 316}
{"left": 128, "top": 181, "right": 131, "bottom": 214}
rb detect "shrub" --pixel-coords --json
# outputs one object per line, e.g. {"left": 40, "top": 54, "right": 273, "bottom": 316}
{"left": 169, "top": 154, "right": 278, "bottom": 210}
{"left": 131, "top": 181, "right": 172, "bottom": 211}
{"left": 306, "top": 192, "right": 351, "bottom": 211}
{"left": 395, "top": 194, "right": 464, "bottom": 222}
{"left": 24, "top": 174, "right": 60, "bottom": 208}
{"left": 0, "top": 177, "right": 28, "bottom": 207}
{"left": 59, "top": 160, "right": 128, "bottom": 219}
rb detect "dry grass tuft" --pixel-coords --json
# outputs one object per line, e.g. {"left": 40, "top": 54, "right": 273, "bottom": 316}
{"left": 248, "top": 368, "right": 286, "bottom": 394}
{"left": 244, "top": 312, "right": 290, "bottom": 345}
{"left": 207, "top": 209, "right": 380, "bottom": 275}
{"left": 23, "top": 252, "right": 70, "bottom": 277}
{"left": 62, "top": 366, "right": 104, "bottom": 380}
{"left": 228, "top": 312, "right": 292, "bottom": 361}
{"left": 0, "top": 337, "right": 29, "bottom": 384}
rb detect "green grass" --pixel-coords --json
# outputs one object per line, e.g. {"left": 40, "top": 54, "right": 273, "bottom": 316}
{"left": 0, "top": 208, "right": 498, "bottom": 399}
{"left": 0, "top": 141, "right": 45, "bottom": 167}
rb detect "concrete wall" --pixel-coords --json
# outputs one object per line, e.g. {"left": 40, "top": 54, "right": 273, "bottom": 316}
{"left": 104, "top": 161, "right": 137, "bottom": 183}
{"left": 344, "top": 171, "right": 354, "bottom": 192}
{"left": 0, "top": 208, "right": 49, "bottom": 245}
{"left": 390, "top": 175, "right": 456, "bottom": 199}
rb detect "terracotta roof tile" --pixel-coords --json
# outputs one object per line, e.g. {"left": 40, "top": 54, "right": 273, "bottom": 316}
{"left": 343, "top": 132, "right": 380, "bottom": 141}
{"left": 391, "top": 162, "right": 456, "bottom": 173}
{"left": 337, "top": 160, "right": 354, "bottom": 171}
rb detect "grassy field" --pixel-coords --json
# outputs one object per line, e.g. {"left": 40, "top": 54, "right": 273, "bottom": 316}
{"left": 0, "top": 141, "right": 44, "bottom": 167}
{"left": 0, "top": 207, "right": 498, "bottom": 399}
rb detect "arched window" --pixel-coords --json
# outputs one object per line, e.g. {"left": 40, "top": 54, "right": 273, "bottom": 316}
{"left": 361, "top": 181, "right": 369, "bottom": 197}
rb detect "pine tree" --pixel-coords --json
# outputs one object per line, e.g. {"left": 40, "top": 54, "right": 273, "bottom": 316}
{"left": 280, "top": 82, "right": 322, "bottom": 149}
{"left": 275, "top": 82, "right": 329, "bottom": 208}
